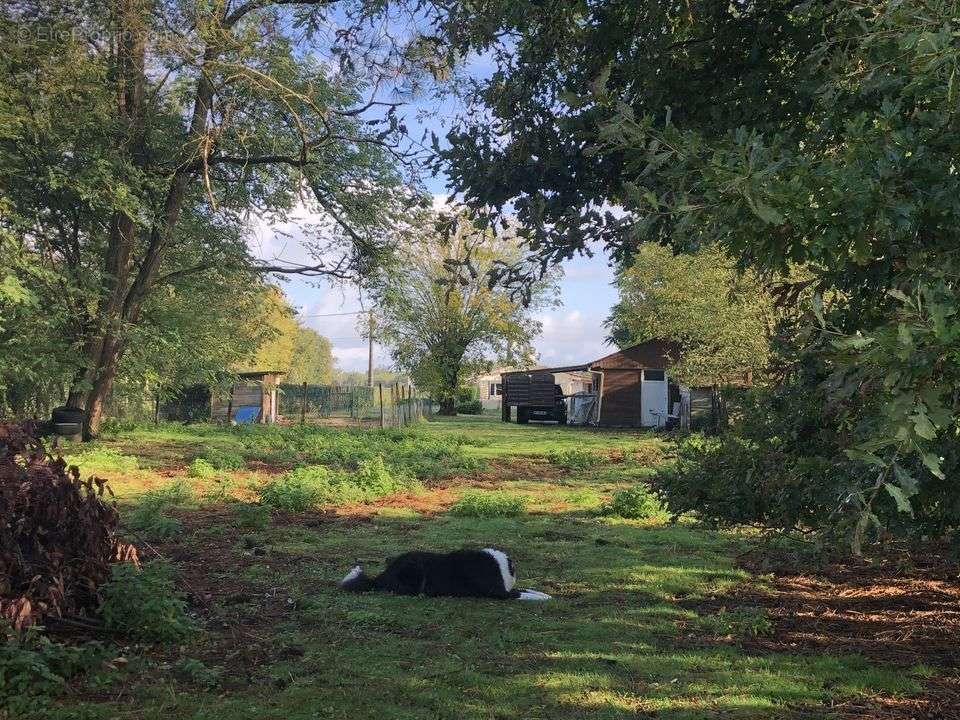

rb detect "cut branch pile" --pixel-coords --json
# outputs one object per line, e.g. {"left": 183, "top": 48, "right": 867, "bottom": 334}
{"left": 0, "top": 422, "right": 138, "bottom": 631}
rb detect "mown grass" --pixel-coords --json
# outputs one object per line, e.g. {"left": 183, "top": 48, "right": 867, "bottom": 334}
{"left": 39, "top": 414, "right": 933, "bottom": 720}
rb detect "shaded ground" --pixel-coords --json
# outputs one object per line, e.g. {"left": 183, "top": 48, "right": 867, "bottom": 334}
{"left": 679, "top": 548, "right": 960, "bottom": 719}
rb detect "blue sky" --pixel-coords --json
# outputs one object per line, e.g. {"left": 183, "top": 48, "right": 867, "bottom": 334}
{"left": 248, "top": 45, "right": 620, "bottom": 373}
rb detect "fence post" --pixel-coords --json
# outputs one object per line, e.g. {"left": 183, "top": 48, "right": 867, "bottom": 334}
{"left": 226, "top": 384, "right": 235, "bottom": 424}
{"left": 378, "top": 383, "right": 384, "bottom": 429}
{"left": 300, "top": 382, "right": 308, "bottom": 424}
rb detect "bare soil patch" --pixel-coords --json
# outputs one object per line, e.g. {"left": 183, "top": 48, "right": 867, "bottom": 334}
{"left": 681, "top": 548, "right": 960, "bottom": 719}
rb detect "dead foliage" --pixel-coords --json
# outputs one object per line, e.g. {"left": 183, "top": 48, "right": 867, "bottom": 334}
{"left": 0, "top": 421, "right": 138, "bottom": 631}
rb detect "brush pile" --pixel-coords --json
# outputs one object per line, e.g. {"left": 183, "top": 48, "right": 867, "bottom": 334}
{"left": 0, "top": 422, "right": 137, "bottom": 631}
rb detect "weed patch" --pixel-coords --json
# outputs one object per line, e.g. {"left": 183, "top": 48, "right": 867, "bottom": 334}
{"left": 99, "top": 562, "right": 193, "bottom": 642}
{"left": 126, "top": 480, "right": 194, "bottom": 541}
{"left": 695, "top": 606, "right": 774, "bottom": 639}
{"left": 546, "top": 448, "right": 601, "bottom": 470}
{"left": 258, "top": 457, "right": 418, "bottom": 511}
{"left": 187, "top": 458, "right": 217, "bottom": 478}
{"left": 449, "top": 490, "right": 528, "bottom": 517}
{"left": 600, "top": 484, "right": 663, "bottom": 519}
{"left": 63, "top": 446, "right": 139, "bottom": 474}
{"left": 0, "top": 629, "right": 106, "bottom": 717}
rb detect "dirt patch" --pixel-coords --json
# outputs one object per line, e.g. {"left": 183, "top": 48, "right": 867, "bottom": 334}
{"left": 681, "top": 548, "right": 960, "bottom": 719}
{"left": 439, "top": 457, "right": 566, "bottom": 486}
{"left": 334, "top": 488, "right": 458, "bottom": 517}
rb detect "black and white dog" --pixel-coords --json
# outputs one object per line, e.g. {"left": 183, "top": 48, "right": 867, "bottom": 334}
{"left": 339, "top": 548, "right": 551, "bottom": 601}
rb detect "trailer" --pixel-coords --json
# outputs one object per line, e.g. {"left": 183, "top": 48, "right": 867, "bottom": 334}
{"left": 501, "top": 371, "right": 568, "bottom": 424}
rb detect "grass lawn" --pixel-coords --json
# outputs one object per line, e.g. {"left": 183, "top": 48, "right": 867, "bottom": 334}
{"left": 44, "top": 415, "right": 940, "bottom": 719}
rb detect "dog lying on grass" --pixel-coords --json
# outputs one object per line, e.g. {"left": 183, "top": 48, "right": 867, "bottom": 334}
{"left": 340, "top": 548, "right": 552, "bottom": 601}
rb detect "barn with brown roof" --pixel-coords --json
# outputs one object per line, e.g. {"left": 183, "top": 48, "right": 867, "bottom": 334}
{"left": 500, "top": 339, "right": 685, "bottom": 428}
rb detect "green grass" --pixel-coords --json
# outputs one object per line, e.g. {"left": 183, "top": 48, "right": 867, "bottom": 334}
{"left": 44, "top": 415, "right": 932, "bottom": 719}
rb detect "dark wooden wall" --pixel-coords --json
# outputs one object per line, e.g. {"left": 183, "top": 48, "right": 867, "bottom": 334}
{"left": 598, "top": 370, "right": 643, "bottom": 427}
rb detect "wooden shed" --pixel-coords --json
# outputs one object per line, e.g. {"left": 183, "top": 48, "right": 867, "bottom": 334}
{"left": 590, "top": 340, "right": 680, "bottom": 427}
{"left": 500, "top": 340, "right": 682, "bottom": 428}
{"left": 210, "top": 371, "right": 285, "bottom": 424}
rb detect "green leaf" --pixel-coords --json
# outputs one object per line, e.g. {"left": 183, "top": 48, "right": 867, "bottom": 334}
{"left": 811, "top": 293, "right": 825, "bottom": 327}
{"left": 921, "top": 452, "right": 945, "bottom": 480}
{"left": 884, "top": 483, "right": 914, "bottom": 515}
{"left": 910, "top": 408, "right": 937, "bottom": 440}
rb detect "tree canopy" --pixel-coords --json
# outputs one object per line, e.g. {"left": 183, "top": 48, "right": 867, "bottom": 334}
{"left": 369, "top": 209, "right": 556, "bottom": 413}
{"left": 606, "top": 245, "right": 773, "bottom": 386}
{"left": 421, "top": 0, "right": 960, "bottom": 544}
{"left": 0, "top": 0, "right": 419, "bottom": 435}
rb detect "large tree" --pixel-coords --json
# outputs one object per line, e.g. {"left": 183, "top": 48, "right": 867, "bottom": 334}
{"left": 424, "top": 0, "right": 960, "bottom": 539}
{"left": 1, "top": 0, "right": 418, "bottom": 436}
{"left": 606, "top": 245, "right": 774, "bottom": 386}
{"left": 370, "top": 210, "right": 556, "bottom": 414}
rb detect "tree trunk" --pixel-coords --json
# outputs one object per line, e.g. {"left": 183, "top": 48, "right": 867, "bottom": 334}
{"left": 438, "top": 398, "right": 457, "bottom": 415}
{"left": 67, "top": 2, "right": 214, "bottom": 439}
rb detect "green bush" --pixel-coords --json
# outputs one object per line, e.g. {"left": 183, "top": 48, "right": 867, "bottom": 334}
{"left": 233, "top": 502, "right": 271, "bottom": 530}
{"left": 259, "top": 466, "right": 333, "bottom": 511}
{"left": 600, "top": 484, "right": 662, "bottom": 519}
{"left": 187, "top": 458, "right": 217, "bottom": 478}
{"left": 0, "top": 628, "right": 106, "bottom": 717}
{"left": 99, "top": 562, "right": 193, "bottom": 642}
{"left": 198, "top": 449, "right": 245, "bottom": 471}
{"left": 259, "top": 457, "right": 418, "bottom": 510}
{"left": 449, "top": 490, "right": 528, "bottom": 517}
{"left": 126, "top": 480, "right": 194, "bottom": 541}
{"left": 353, "top": 456, "right": 411, "bottom": 497}
{"left": 455, "top": 399, "right": 484, "bottom": 415}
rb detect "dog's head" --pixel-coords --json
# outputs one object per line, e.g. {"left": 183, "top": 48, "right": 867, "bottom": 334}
{"left": 481, "top": 548, "right": 516, "bottom": 591}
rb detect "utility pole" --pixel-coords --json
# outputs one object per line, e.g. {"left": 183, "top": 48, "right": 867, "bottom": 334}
{"left": 367, "top": 309, "right": 374, "bottom": 387}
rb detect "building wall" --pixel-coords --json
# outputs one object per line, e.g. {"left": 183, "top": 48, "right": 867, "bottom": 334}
{"left": 598, "top": 370, "right": 643, "bottom": 427}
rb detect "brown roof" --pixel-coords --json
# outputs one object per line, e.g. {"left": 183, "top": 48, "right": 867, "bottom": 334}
{"left": 589, "top": 339, "right": 681, "bottom": 370}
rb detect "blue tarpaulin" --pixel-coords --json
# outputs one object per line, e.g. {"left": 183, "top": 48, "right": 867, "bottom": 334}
{"left": 233, "top": 405, "right": 260, "bottom": 424}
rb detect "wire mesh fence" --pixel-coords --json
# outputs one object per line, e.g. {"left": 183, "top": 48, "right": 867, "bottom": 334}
{"left": 277, "top": 382, "right": 432, "bottom": 428}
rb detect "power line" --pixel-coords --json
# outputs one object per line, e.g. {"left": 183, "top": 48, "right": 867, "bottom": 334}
{"left": 299, "top": 310, "right": 369, "bottom": 318}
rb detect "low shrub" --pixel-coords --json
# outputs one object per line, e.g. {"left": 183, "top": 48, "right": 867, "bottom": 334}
{"left": 232, "top": 502, "right": 271, "bottom": 530}
{"left": 629, "top": 443, "right": 665, "bottom": 467}
{"left": 99, "top": 562, "right": 192, "bottom": 642}
{"left": 187, "top": 458, "right": 217, "bottom": 478}
{"left": 547, "top": 448, "right": 600, "bottom": 470}
{"left": 126, "top": 480, "right": 194, "bottom": 542}
{"left": 258, "top": 466, "right": 334, "bottom": 511}
{"left": 172, "top": 657, "right": 222, "bottom": 689}
{"left": 352, "top": 456, "right": 413, "bottom": 497}
{"left": 259, "top": 456, "right": 421, "bottom": 510}
{"left": 449, "top": 490, "right": 528, "bottom": 517}
{"left": 1, "top": 422, "right": 138, "bottom": 631}
{"left": 0, "top": 627, "right": 106, "bottom": 717}
{"left": 600, "top": 484, "right": 662, "bottom": 519}
{"left": 197, "top": 449, "right": 245, "bottom": 471}
{"left": 456, "top": 399, "right": 484, "bottom": 415}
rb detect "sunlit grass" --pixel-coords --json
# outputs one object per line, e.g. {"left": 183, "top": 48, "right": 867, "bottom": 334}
{"left": 49, "top": 414, "right": 931, "bottom": 720}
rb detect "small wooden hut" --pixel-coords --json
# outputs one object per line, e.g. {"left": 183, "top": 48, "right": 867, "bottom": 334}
{"left": 210, "top": 371, "right": 285, "bottom": 424}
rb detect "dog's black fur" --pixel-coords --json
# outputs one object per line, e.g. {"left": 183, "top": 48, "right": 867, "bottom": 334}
{"left": 340, "top": 549, "right": 522, "bottom": 599}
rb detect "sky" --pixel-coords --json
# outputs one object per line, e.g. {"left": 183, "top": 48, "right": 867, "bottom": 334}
{"left": 246, "top": 39, "right": 620, "bottom": 374}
